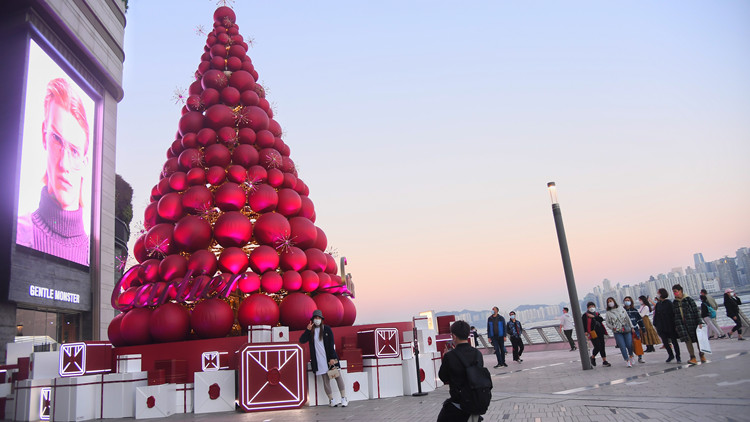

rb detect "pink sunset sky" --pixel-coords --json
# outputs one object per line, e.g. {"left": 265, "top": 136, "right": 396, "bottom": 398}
{"left": 117, "top": 1, "right": 750, "bottom": 324}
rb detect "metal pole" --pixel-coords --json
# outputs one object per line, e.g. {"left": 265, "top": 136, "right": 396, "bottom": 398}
{"left": 411, "top": 325, "right": 427, "bottom": 396}
{"left": 551, "top": 202, "right": 593, "bottom": 370}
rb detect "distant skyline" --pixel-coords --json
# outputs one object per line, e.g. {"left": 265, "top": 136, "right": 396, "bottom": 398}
{"left": 117, "top": 1, "right": 750, "bottom": 325}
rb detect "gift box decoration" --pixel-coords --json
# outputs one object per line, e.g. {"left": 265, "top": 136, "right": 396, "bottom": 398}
{"left": 413, "top": 316, "right": 430, "bottom": 331}
{"left": 416, "top": 329, "right": 437, "bottom": 354}
{"left": 13, "top": 378, "right": 52, "bottom": 422}
{"left": 6, "top": 342, "right": 33, "bottom": 366}
{"left": 338, "top": 348, "right": 363, "bottom": 373}
{"left": 59, "top": 342, "right": 113, "bottom": 377}
{"left": 401, "top": 342, "right": 414, "bottom": 360}
{"left": 238, "top": 343, "right": 306, "bottom": 412}
{"left": 435, "top": 333, "right": 453, "bottom": 354}
{"left": 30, "top": 351, "right": 59, "bottom": 380}
{"left": 201, "top": 351, "right": 230, "bottom": 372}
{"left": 436, "top": 315, "right": 456, "bottom": 334}
{"left": 148, "top": 369, "right": 166, "bottom": 386}
{"left": 135, "top": 384, "right": 176, "bottom": 419}
{"left": 402, "top": 353, "right": 436, "bottom": 395}
{"left": 154, "top": 359, "right": 188, "bottom": 384}
{"left": 101, "top": 371, "right": 148, "bottom": 419}
{"left": 116, "top": 354, "right": 142, "bottom": 373}
{"left": 194, "top": 370, "right": 236, "bottom": 414}
{"left": 431, "top": 351, "right": 444, "bottom": 388}
{"left": 174, "top": 383, "right": 194, "bottom": 414}
{"left": 306, "top": 363, "right": 368, "bottom": 406}
{"left": 248, "top": 325, "right": 272, "bottom": 343}
{"left": 52, "top": 374, "right": 103, "bottom": 422}
{"left": 362, "top": 357, "right": 404, "bottom": 399}
{"left": 272, "top": 326, "right": 290, "bottom": 343}
{"left": 358, "top": 328, "right": 400, "bottom": 359}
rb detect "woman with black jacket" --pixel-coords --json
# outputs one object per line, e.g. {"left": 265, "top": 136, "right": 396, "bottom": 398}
{"left": 724, "top": 288, "right": 745, "bottom": 341}
{"left": 299, "top": 309, "right": 348, "bottom": 407}
{"left": 652, "top": 288, "right": 681, "bottom": 363}
{"left": 582, "top": 302, "right": 610, "bottom": 367}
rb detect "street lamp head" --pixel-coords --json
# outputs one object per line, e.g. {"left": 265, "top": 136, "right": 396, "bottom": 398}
{"left": 547, "top": 182, "right": 559, "bottom": 205}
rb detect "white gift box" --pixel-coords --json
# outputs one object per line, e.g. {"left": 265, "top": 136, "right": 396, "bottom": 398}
{"left": 193, "top": 370, "right": 235, "bottom": 414}
{"left": 6, "top": 342, "right": 34, "bottom": 365}
{"left": 135, "top": 384, "right": 176, "bottom": 419}
{"left": 362, "top": 357, "right": 404, "bottom": 399}
{"left": 13, "top": 378, "right": 52, "bottom": 422}
{"left": 413, "top": 316, "right": 430, "bottom": 331}
{"left": 306, "top": 360, "right": 349, "bottom": 406}
{"left": 402, "top": 353, "right": 436, "bottom": 395}
{"left": 431, "top": 351, "right": 443, "bottom": 388}
{"left": 174, "top": 383, "right": 194, "bottom": 414}
{"left": 116, "top": 354, "right": 142, "bottom": 373}
{"left": 400, "top": 342, "right": 414, "bottom": 360}
{"left": 101, "top": 371, "right": 148, "bottom": 418}
{"left": 201, "top": 351, "right": 230, "bottom": 372}
{"left": 4, "top": 394, "right": 16, "bottom": 421}
{"left": 52, "top": 374, "right": 103, "bottom": 421}
{"left": 31, "top": 351, "right": 60, "bottom": 380}
{"left": 272, "top": 326, "right": 290, "bottom": 342}
{"left": 248, "top": 325, "right": 272, "bottom": 343}
{"left": 416, "top": 329, "right": 437, "bottom": 354}
{"left": 0, "top": 382, "right": 12, "bottom": 397}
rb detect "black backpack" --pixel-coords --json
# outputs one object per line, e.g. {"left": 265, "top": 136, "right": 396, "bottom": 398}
{"left": 454, "top": 348, "right": 493, "bottom": 415}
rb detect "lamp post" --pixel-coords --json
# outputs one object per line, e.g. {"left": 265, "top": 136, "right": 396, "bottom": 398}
{"left": 547, "top": 182, "right": 592, "bottom": 370}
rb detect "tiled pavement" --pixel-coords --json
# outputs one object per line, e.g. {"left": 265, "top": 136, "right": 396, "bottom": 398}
{"left": 115, "top": 338, "right": 750, "bottom": 421}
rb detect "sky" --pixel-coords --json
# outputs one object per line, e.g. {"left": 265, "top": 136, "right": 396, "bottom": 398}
{"left": 116, "top": 0, "right": 750, "bottom": 325}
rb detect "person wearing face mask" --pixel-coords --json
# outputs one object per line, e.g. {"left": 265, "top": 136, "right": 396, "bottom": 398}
{"left": 506, "top": 311, "right": 524, "bottom": 363}
{"left": 672, "top": 284, "right": 706, "bottom": 364}
{"left": 582, "top": 302, "right": 610, "bottom": 367}
{"left": 700, "top": 293, "right": 725, "bottom": 339}
{"left": 299, "top": 309, "right": 348, "bottom": 407}
{"left": 623, "top": 296, "right": 646, "bottom": 364}
{"left": 559, "top": 307, "right": 577, "bottom": 351}
{"left": 637, "top": 296, "right": 661, "bottom": 352}
{"left": 652, "top": 288, "right": 681, "bottom": 363}
{"left": 487, "top": 307, "right": 507, "bottom": 368}
{"left": 605, "top": 297, "right": 635, "bottom": 367}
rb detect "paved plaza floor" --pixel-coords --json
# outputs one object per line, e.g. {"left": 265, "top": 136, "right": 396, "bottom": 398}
{"left": 121, "top": 338, "right": 750, "bottom": 422}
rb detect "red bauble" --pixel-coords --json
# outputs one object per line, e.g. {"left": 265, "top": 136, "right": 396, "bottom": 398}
{"left": 305, "top": 248, "right": 327, "bottom": 272}
{"left": 187, "top": 249, "right": 219, "bottom": 276}
{"left": 139, "top": 259, "right": 161, "bottom": 284}
{"left": 214, "top": 211, "right": 253, "bottom": 247}
{"left": 227, "top": 56, "right": 242, "bottom": 72}
{"left": 248, "top": 245, "right": 280, "bottom": 274}
{"left": 237, "top": 272, "right": 261, "bottom": 294}
{"left": 253, "top": 212, "right": 291, "bottom": 246}
{"left": 255, "top": 130, "right": 274, "bottom": 148}
{"left": 298, "top": 196, "right": 315, "bottom": 220}
{"left": 173, "top": 215, "right": 212, "bottom": 252}
{"left": 259, "top": 148, "right": 282, "bottom": 169}
{"left": 159, "top": 254, "right": 188, "bottom": 281}
{"left": 178, "top": 148, "right": 202, "bottom": 170}
{"left": 210, "top": 55, "right": 226, "bottom": 70}
{"left": 232, "top": 144, "right": 259, "bottom": 167}
{"left": 325, "top": 253, "right": 338, "bottom": 274}
{"left": 281, "top": 156, "right": 296, "bottom": 173}
{"left": 238, "top": 294, "right": 279, "bottom": 328}
{"left": 217, "top": 126, "right": 238, "bottom": 145}
{"left": 279, "top": 246, "right": 307, "bottom": 271}
{"left": 191, "top": 298, "right": 234, "bottom": 339}
{"left": 143, "top": 202, "right": 159, "bottom": 231}
{"left": 200, "top": 88, "right": 220, "bottom": 108}
{"left": 204, "top": 144, "right": 231, "bottom": 167}
{"left": 295, "top": 179, "right": 309, "bottom": 196}
{"left": 247, "top": 183, "right": 278, "bottom": 213}
{"left": 338, "top": 295, "right": 357, "bottom": 326}
{"left": 178, "top": 111, "right": 204, "bottom": 136}
{"left": 313, "top": 227, "right": 328, "bottom": 251}
{"left": 144, "top": 224, "right": 175, "bottom": 257}
{"left": 226, "top": 165, "right": 246, "bottom": 184}
{"left": 181, "top": 185, "right": 213, "bottom": 213}
{"left": 289, "top": 217, "right": 317, "bottom": 250}
{"left": 240, "top": 89, "right": 260, "bottom": 107}
{"left": 107, "top": 313, "right": 127, "bottom": 347}
{"left": 210, "top": 44, "right": 228, "bottom": 58}
{"left": 260, "top": 271, "right": 283, "bottom": 293}
{"left": 266, "top": 168, "right": 284, "bottom": 187}
{"left": 282, "top": 271, "right": 302, "bottom": 291}
{"left": 214, "top": 6, "right": 236, "bottom": 24}
{"left": 279, "top": 293, "right": 317, "bottom": 330}
{"left": 133, "top": 234, "right": 148, "bottom": 263}
{"left": 197, "top": 127, "right": 218, "bottom": 147}
{"left": 157, "top": 193, "right": 184, "bottom": 222}
{"left": 229, "top": 70, "right": 255, "bottom": 91}
{"left": 189, "top": 80, "right": 202, "bottom": 95}
{"left": 218, "top": 247, "right": 250, "bottom": 274}
{"left": 282, "top": 172, "right": 297, "bottom": 189}
{"left": 149, "top": 303, "right": 190, "bottom": 343}
{"left": 268, "top": 119, "right": 282, "bottom": 137}
{"left": 120, "top": 307, "right": 153, "bottom": 346}
{"left": 205, "top": 104, "right": 235, "bottom": 130}
{"left": 162, "top": 158, "right": 179, "bottom": 178}
{"left": 201, "top": 69, "right": 229, "bottom": 90}
{"left": 186, "top": 168, "right": 206, "bottom": 185}
{"left": 169, "top": 172, "right": 188, "bottom": 191}
{"left": 313, "top": 293, "right": 344, "bottom": 327}
{"left": 239, "top": 106, "right": 268, "bottom": 131}
{"left": 214, "top": 182, "right": 246, "bottom": 211}
{"left": 317, "top": 272, "right": 332, "bottom": 290}
{"left": 275, "top": 138, "right": 291, "bottom": 157}
{"left": 300, "top": 270, "right": 320, "bottom": 292}
{"left": 276, "top": 189, "right": 301, "bottom": 217}
{"left": 186, "top": 94, "right": 204, "bottom": 111}
{"left": 238, "top": 128, "right": 257, "bottom": 145}
{"left": 206, "top": 166, "right": 226, "bottom": 185}
{"left": 247, "top": 165, "right": 267, "bottom": 183}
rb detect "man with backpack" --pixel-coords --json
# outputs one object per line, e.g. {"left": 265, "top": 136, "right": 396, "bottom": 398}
{"left": 437, "top": 320, "right": 492, "bottom": 422}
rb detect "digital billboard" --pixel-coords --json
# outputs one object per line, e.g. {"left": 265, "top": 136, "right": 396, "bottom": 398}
{"left": 15, "top": 39, "right": 94, "bottom": 267}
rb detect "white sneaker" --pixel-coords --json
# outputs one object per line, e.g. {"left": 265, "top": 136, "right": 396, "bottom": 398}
{"left": 329, "top": 399, "right": 337, "bottom": 407}
{"left": 627, "top": 361, "right": 632, "bottom": 368}
{"left": 341, "top": 397, "right": 349, "bottom": 407}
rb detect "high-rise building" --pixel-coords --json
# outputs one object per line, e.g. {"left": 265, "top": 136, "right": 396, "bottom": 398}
{"left": 715, "top": 257, "right": 739, "bottom": 290}
{"left": 694, "top": 253, "right": 707, "bottom": 273}
{"left": 736, "top": 248, "right": 750, "bottom": 287}
{"left": 602, "top": 279, "right": 612, "bottom": 292}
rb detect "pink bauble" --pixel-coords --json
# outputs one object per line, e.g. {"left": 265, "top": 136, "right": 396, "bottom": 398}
{"left": 173, "top": 215, "right": 212, "bottom": 252}
{"left": 120, "top": 307, "right": 153, "bottom": 346}
{"left": 157, "top": 193, "right": 184, "bottom": 222}
{"left": 197, "top": 128, "right": 218, "bottom": 147}
{"left": 282, "top": 271, "right": 302, "bottom": 291}
{"left": 204, "top": 144, "right": 231, "bottom": 167}
{"left": 143, "top": 202, "right": 159, "bottom": 231}
{"left": 107, "top": 313, "right": 126, "bottom": 347}
{"left": 162, "top": 158, "right": 179, "bottom": 178}
{"left": 239, "top": 106, "right": 269, "bottom": 131}
{"left": 253, "top": 212, "right": 291, "bottom": 245}
{"left": 296, "top": 196, "right": 314, "bottom": 221}
{"left": 260, "top": 271, "right": 283, "bottom": 293}
{"left": 201, "top": 69, "right": 229, "bottom": 90}
{"left": 238, "top": 294, "right": 279, "bottom": 328}
{"left": 255, "top": 130, "right": 275, "bottom": 148}
{"left": 313, "top": 228, "right": 328, "bottom": 251}
{"left": 337, "top": 295, "right": 357, "bottom": 326}
{"left": 279, "top": 246, "right": 307, "bottom": 271}
{"left": 232, "top": 144, "right": 259, "bottom": 167}
{"left": 295, "top": 179, "right": 309, "bottom": 196}
{"left": 200, "top": 88, "right": 220, "bottom": 109}
{"left": 158, "top": 254, "right": 188, "bottom": 281}
{"left": 249, "top": 245, "right": 280, "bottom": 274}
{"left": 178, "top": 111, "right": 204, "bottom": 136}
{"left": 191, "top": 298, "right": 234, "bottom": 339}
{"left": 240, "top": 89, "right": 260, "bottom": 107}
{"left": 325, "top": 254, "right": 337, "bottom": 274}
{"left": 226, "top": 165, "right": 247, "bottom": 184}
{"left": 259, "top": 148, "right": 282, "bottom": 169}
{"left": 149, "top": 303, "right": 190, "bottom": 343}
{"left": 237, "top": 272, "right": 261, "bottom": 294}
{"left": 220, "top": 86, "right": 240, "bottom": 106}
{"left": 247, "top": 183, "right": 278, "bottom": 213}
{"left": 169, "top": 172, "right": 188, "bottom": 192}
{"left": 181, "top": 185, "right": 213, "bottom": 213}
{"left": 205, "top": 104, "right": 235, "bottom": 130}
{"left": 217, "top": 126, "right": 238, "bottom": 145}
{"left": 144, "top": 224, "right": 175, "bottom": 257}
{"left": 133, "top": 234, "right": 148, "bottom": 263}
{"left": 281, "top": 156, "right": 296, "bottom": 173}
{"left": 266, "top": 168, "right": 284, "bottom": 188}
{"left": 276, "top": 189, "right": 301, "bottom": 217}
{"left": 279, "top": 293, "right": 317, "bottom": 330}
{"left": 247, "top": 165, "right": 267, "bottom": 183}
{"left": 218, "top": 247, "right": 250, "bottom": 274}
{"left": 268, "top": 119, "right": 282, "bottom": 136}
{"left": 214, "top": 182, "right": 246, "bottom": 211}
{"left": 178, "top": 148, "right": 202, "bottom": 170}
{"left": 282, "top": 172, "right": 297, "bottom": 189}
{"left": 305, "top": 248, "right": 327, "bottom": 272}
{"left": 214, "top": 211, "right": 253, "bottom": 247}
{"left": 186, "top": 167, "right": 206, "bottom": 186}
{"left": 187, "top": 249, "right": 219, "bottom": 276}
{"left": 229, "top": 70, "right": 255, "bottom": 91}
{"left": 289, "top": 217, "right": 317, "bottom": 250}
{"left": 138, "top": 259, "right": 161, "bottom": 284}
{"left": 238, "top": 128, "right": 256, "bottom": 145}
{"left": 213, "top": 6, "right": 236, "bottom": 24}
{"left": 206, "top": 166, "right": 226, "bottom": 185}
{"left": 300, "top": 270, "right": 320, "bottom": 292}
{"left": 317, "top": 272, "right": 332, "bottom": 290}
{"left": 313, "top": 293, "right": 344, "bottom": 327}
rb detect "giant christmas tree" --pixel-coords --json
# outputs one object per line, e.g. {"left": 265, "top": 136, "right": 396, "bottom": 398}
{"left": 109, "top": 6, "right": 356, "bottom": 347}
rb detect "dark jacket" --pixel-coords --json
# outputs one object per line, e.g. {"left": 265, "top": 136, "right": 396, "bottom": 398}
{"left": 487, "top": 315, "right": 505, "bottom": 338}
{"left": 724, "top": 294, "right": 742, "bottom": 318}
{"left": 582, "top": 311, "right": 607, "bottom": 338}
{"left": 700, "top": 301, "right": 711, "bottom": 319}
{"left": 653, "top": 299, "right": 677, "bottom": 338}
{"left": 299, "top": 324, "right": 338, "bottom": 373}
{"left": 507, "top": 320, "right": 523, "bottom": 338}
{"left": 625, "top": 307, "right": 644, "bottom": 333}
{"left": 673, "top": 296, "right": 701, "bottom": 343}
{"left": 438, "top": 343, "right": 483, "bottom": 405}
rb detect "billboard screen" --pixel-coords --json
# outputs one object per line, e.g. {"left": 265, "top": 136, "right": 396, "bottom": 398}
{"left": 15, "top": 39, "right": 94, "bottom": 267}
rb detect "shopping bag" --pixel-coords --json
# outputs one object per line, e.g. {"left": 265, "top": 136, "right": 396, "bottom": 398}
{"left": 696, "top": 325, "right": 712, "bottom": 354}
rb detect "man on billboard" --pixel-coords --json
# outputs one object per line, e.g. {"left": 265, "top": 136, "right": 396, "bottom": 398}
{"left": 16, "top": 77, "right": 90, "bottom": 266}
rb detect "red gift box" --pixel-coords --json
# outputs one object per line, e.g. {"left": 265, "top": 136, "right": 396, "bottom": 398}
{"left": 148, "top": 369, "right": 166, "bottom": 385}
{"left": 154, "top": 359, "right": 188, "bottom": 384}
{"left": 342, "top": 335, "right": 358, "bottom": 350}
{"left": 436, "top": 315, "right": 455, "bottom": 334}
{"left": 357, "top": 328, "right": 400, "bottom": 359}
{"left": 339, "top": 349, "right": 363, "bottom": 373}
{"left": 16, "top": 357, "right": 30, "bottom": 381}
{"left": 59, "top": 342, "right": 113, "bottom": 377}
{"left": 239, "top": 343, "right": 306, "bottom": 412}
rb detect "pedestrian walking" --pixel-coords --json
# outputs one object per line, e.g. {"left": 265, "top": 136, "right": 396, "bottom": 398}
{"left": 653, "top": 288, "right": 681, "bottom": 363}
{"left": 637, "top": 295, "right": 661, "bottom": 352}
{"left": 507, "top": 311, "right": 524, "bottom": 363}
{"left": 487, "top": 307, "right": 507, "bottom": 368}
{"left": 672, "top": 284, "right": 706, "bottom": 364}
{"left": 605, "top": 297, "right": 635, "bottom": 367}
{"left": 559, "top": 307, "right": 577, "bottom": 351}
{"left": 583, "top": 302, "right": 611, "bottom": 367}
{"left": 623, "top": 296, "right": 646, "bottom": 364}
{"left": 724, "top": 288, "right": 745, "bottom": 341}
{"left": 299, "top": 309, "right": 349, "bottom": 407}
{"left": 700, "top": 294, "right": 725, "bottom": 339}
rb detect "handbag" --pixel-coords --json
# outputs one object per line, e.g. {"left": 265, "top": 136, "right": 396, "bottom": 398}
{"left": 327, "top": 364, "right": 341, "bottom": 379}
{"left": 586, "top": 317, "right": 598, "bottom": 339}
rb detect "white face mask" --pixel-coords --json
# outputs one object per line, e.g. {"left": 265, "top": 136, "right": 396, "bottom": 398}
{"left": 588, "top": 307, "right": 596, "bottom": 313}
{"left": 608, "top": 302, "right": 614, "bottom": 307}
{"left": 510, "top": 315, "right": 516, "bottom": 320}
{"left": 313, "top": 318, "right": 322, "bottom": 326}
{"left": 624, "top": 300, "right": 631, "bottom": 306}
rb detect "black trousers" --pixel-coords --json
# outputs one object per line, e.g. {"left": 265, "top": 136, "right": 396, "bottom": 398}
{"left": 490, "top": 337, "right": 506, "bottom": 365}
{"left": 731, "top": 315, "right": 743, "bottom": 334}
{"left": 658, "top": 332, "right": 681, "bottom": 360}
{"left": 564, "top": 329, "right": 575, "bottom": 348}
{"left": 437, "top": 399, "right": 470, "bottom": 422}
{"left": 510, "top": 336, "right": 524, "bottom": 361}
{"left": 590, "top": 336, "right": 606, "bottom": 358}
